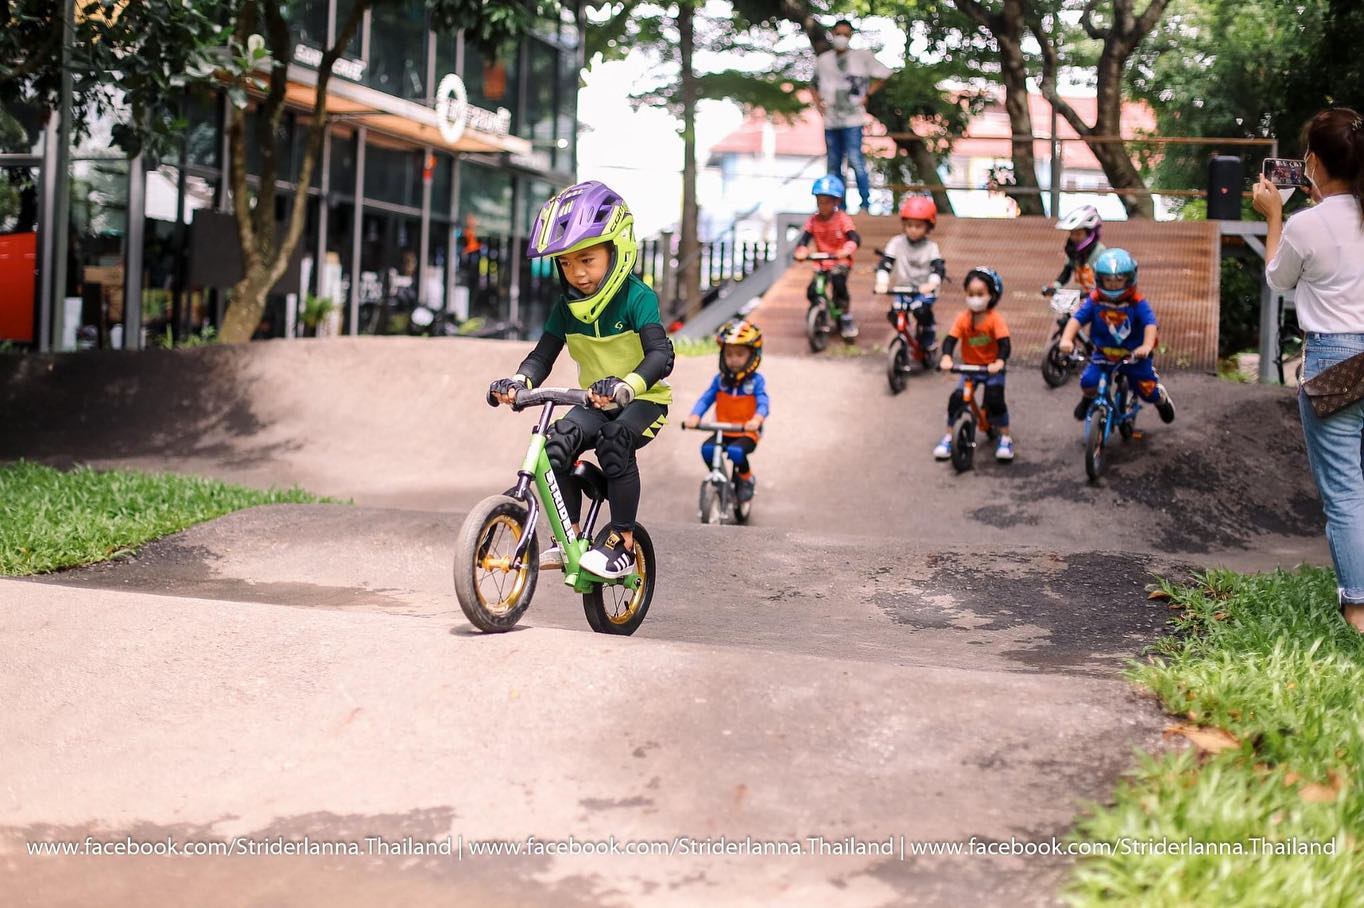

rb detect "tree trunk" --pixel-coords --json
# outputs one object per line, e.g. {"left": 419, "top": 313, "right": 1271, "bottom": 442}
{"left": 900, "top": 138, "right": 954, "bottom": 215}
{"left": 218, "top": 0, "right": 369, "bottom": 342}
{"left": 998, "top": 31, "right": 1045, "bottom": 217}
{"left": 222, "top": 276, "right": 267, "bottom": 343}
{"left": 1029, "top": 2, "right": 1163, "bottom": 220}
{"left": 678, "top": 2, "right": 702, "bottom": 319}
{"left": 1092, "top": 46, "right": 1153, "bottom": 218}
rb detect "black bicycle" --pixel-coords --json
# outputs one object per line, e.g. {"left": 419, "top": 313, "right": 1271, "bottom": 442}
{"left": 1040, "top": 289, "right": 1094, "bottom": 388}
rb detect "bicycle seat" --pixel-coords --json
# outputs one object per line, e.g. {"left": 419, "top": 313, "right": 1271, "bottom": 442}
{"left": 572, "top": 460, "right": 608, "bottom": 502}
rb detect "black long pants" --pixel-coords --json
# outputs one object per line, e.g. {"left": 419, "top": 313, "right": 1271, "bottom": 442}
{"left": 544, "top": 400, "right": 667, "bottom": 532}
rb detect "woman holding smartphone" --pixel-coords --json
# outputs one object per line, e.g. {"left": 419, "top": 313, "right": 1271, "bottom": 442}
{"left": 1253, "top": 107, "right": 1364, "bottom": 631}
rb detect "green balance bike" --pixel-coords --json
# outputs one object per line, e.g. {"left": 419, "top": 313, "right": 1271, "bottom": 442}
{"left": 803, "top": 252, "right": 853, "bottom": 352}
{"left": 454, "top": 387, "right": 655, "bottom": 635}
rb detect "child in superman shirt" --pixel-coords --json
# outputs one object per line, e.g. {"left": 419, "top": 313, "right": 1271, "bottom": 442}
{"left": 683, "top": 320, "right": 769, "bottom": 502}
{"left": 1057, "top": 248, "right": 1177, "bottom": 425}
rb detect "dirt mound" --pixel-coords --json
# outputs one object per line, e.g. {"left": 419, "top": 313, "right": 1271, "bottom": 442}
{"left": 0, "top": 337, "right": 1324, "bottom": 563}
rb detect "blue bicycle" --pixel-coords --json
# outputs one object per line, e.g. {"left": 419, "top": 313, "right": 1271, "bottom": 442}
{"left": 1083, "top": 356, "right": 1141, "bottom": 481}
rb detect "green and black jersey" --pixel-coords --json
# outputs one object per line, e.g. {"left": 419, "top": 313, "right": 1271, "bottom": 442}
{"left": 515, "top": 275, "right": 673, "bottom": 405}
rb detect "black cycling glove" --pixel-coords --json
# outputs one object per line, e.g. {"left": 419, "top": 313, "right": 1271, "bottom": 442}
{"left": 589, "top": 376, "right": 634, "bottom": 408}
{"left": 487, "top": 376, "right": 527, "bottom": 407}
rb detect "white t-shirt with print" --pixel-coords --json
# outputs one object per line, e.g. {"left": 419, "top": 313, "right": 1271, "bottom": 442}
{"left": 813, "top": 48, "right": 892, "bottom": 130}
{"left": 881, "top": 235, "right": 943, "bottom": 289}
{"left": 1266, "top": 194, "right": 1364, "bottom": 333}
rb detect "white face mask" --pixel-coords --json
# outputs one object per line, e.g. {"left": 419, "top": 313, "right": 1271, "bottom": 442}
{"left": 831, "top": 35, "right": 850, "bottom": 51}
{"left": 965, "top": 294, "right": 990, "bottom": 312}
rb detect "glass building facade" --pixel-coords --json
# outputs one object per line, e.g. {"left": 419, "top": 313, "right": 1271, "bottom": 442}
{"left": 0, "top": 1, "right": 583, "bottom": 350}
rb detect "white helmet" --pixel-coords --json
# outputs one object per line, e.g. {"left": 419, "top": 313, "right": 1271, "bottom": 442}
{"left": 1056, "top": 205, "right": 1102, "bottom": 232}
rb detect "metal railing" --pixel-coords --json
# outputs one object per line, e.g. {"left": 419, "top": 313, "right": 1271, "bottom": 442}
{"left": 634, "top": 234, "right": 778, "bottom": 321}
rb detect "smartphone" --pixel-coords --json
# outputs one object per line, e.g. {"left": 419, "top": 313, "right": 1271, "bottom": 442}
{"left": 1262, "top": 157, "right": 1306, "bottom": 188}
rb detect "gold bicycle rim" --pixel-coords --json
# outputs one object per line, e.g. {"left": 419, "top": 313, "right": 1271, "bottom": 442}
{"left": 475, "top": 514, "right": 532, "bottom": 616}
{"left": 605, "top": 545, "right": 647, "bottom": 625}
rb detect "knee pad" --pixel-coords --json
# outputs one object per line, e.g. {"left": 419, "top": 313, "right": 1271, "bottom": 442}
{"left": 1137, "top": 379, "right": 1159, "bottom": 401}
{"left": 984, "top": 384, "right": 1008, "bottom": 419}
{"left": 948, "top": 389, "right": 966, "bottom": 420}
{"left": 596, "top": 420, "right": 637, "bottom": 478}
{"left": 726, "top": 443, "right": 749, "bottom": 464}
{"left": 545, "top": 421, "right": 587, "bottom": 472}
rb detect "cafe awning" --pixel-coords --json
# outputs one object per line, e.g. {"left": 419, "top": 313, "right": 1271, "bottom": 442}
{"left": 281, "top": 64, "right": 531, "bottom": 156}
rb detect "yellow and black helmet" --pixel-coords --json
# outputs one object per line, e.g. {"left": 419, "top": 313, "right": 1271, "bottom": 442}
{"left": 716, "top": 319, "right": 763, "bottom": 384}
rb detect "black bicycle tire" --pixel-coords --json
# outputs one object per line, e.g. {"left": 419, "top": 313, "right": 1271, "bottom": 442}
{"left": 807, "top": 305, "right": 830, "bottom": 353}
{"left": 887, "top": 337, "right": 909, "bottom": 394}
{"left": 1085, "top": 405, "right": 1109, "bottom": 481}
{"left": 951, "top": 412, "right": 975, "bottom": 473}
{"left": 582, "top": 524, "right": 655, "bottom": 635}
{"left": 453, "top": 494, "right": 540, "bottom": 633}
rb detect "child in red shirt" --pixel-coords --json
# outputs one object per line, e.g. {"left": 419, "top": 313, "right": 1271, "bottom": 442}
{"left": 935, "top": 267, "right": 1015, "bottom": 462}
{"left": 793, "top": 174, "right": 862, "bottom": 339}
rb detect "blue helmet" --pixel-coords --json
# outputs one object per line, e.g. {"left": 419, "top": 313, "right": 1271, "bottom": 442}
{"left": 1093, "top": 248, "right": 1138, "bottom": 301}
{"left": 964, "top": 266, "right": 1004, "bottom": 307}
{"left": 812, "top": 174, "right": 845, "bottom": 198}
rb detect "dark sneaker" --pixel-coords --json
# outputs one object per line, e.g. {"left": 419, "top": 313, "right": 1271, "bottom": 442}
{"left": 579, "top": 530, "right": 636, "bottom": 579}
{"left": 1155, "top": 384, "right": 1176, "bottom": 424}
{"left": 839, "top": 314, "right": 859, "bottom": 339}
{"left": 735, "top": 474, "right": 756, "bottom": 502}
{"left": 1074, "top": 397, "right": 1091, "bottom": 421}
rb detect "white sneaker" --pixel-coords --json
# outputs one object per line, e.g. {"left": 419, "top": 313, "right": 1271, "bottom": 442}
{"left": 995, "top": 437, "right": 1015, "bottom": 461}
{"left": 578, "top": 530, "right": 637, "bottom": 579}
{"left": 933, "top": 433, "right": 952, "bottom": 460}
{"left": 539, "top": 546, "right": 565, "bottom": 571}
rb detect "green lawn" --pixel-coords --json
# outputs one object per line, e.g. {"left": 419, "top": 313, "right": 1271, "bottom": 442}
{"left": 0, "top": 461, "right": 329, "bottom": 575}
{"left": 1068, "top": 567, "right": 1364, "bottom": 905}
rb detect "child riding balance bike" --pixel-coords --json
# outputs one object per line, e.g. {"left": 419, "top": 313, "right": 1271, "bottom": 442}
{"left": 682, "top": 320, "right": 769, "bottom": 524}
{"left": 876, "top": 194, "right": 946, "bottom": 392}
{"left": 466, "top": 180, "right": 673, "bottom": 636}
{"left": 794, "top": 174, "right": 862, "bottom": 349}
{"left": 934, "top": 266, "right": 1016, "bottom": 466}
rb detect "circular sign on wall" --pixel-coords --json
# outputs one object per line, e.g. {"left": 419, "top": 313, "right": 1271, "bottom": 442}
{"left": 435, "top": 74, "right": 468, "bottom": 144}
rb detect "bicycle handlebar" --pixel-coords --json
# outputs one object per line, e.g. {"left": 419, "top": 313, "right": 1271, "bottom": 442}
{"left": 804, "top": 252, "right": 837, "bottom": 261}
{"left": 684, "top": 421, "right": 748, "bottom": 433}
{"left": 504, "top": 388, "right": 593, "bottom": 411}
{"left": 950, "top": 364, "right": 1007, "bottom": 376}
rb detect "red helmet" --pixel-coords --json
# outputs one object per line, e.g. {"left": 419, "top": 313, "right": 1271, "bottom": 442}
{"left": 898, "top": 195, "right": 937, "bottom": 226}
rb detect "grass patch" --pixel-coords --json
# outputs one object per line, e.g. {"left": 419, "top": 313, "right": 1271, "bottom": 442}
{"left": 671, "top": 335, "right": 716, "bottom": 358}
{"left": 1067, "top": 567, "right": 1364, "bottom": 905}
{"left": 0, "top": 461, "right": 332, "bottom": 575}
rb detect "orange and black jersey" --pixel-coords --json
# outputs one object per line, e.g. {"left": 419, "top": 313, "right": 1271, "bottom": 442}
{"left": 690, "top": 373, "right": 770, "bottom": 443}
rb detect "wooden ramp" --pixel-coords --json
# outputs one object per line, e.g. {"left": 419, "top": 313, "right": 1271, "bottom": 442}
{"left": 748, "top": 214, "right": 1221, "bottom": 370}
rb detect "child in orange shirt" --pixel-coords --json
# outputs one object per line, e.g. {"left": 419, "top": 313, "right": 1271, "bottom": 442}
{"left": 934, "top": 267, "right": 1014, "bottom": 462}
{"left": 793, "top": 174, "right": 862, "bottom": 339}
{"left": 683, "top": 320, "right": 768, "bottom": 502}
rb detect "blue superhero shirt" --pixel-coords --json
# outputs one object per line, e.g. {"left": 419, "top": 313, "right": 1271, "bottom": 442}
{"left": 691, "top": 373, "right": 770, "bottom": 442}
{"left": 1073, "top": 293, "right": 1158, "bottom": 361}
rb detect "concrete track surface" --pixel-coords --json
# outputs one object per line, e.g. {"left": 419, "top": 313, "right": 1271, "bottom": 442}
{"left": 0, "top": 338, "right": 1329, "bottom": 906}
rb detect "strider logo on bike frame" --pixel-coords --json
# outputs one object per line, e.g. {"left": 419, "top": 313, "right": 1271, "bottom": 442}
{"left": 541, "top": 466, "right": 577, "bottom": 544}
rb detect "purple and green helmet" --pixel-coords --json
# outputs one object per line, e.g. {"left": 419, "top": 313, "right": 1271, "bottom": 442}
{"left": 529, "top": 180, "right": 637, "bottom": 323}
